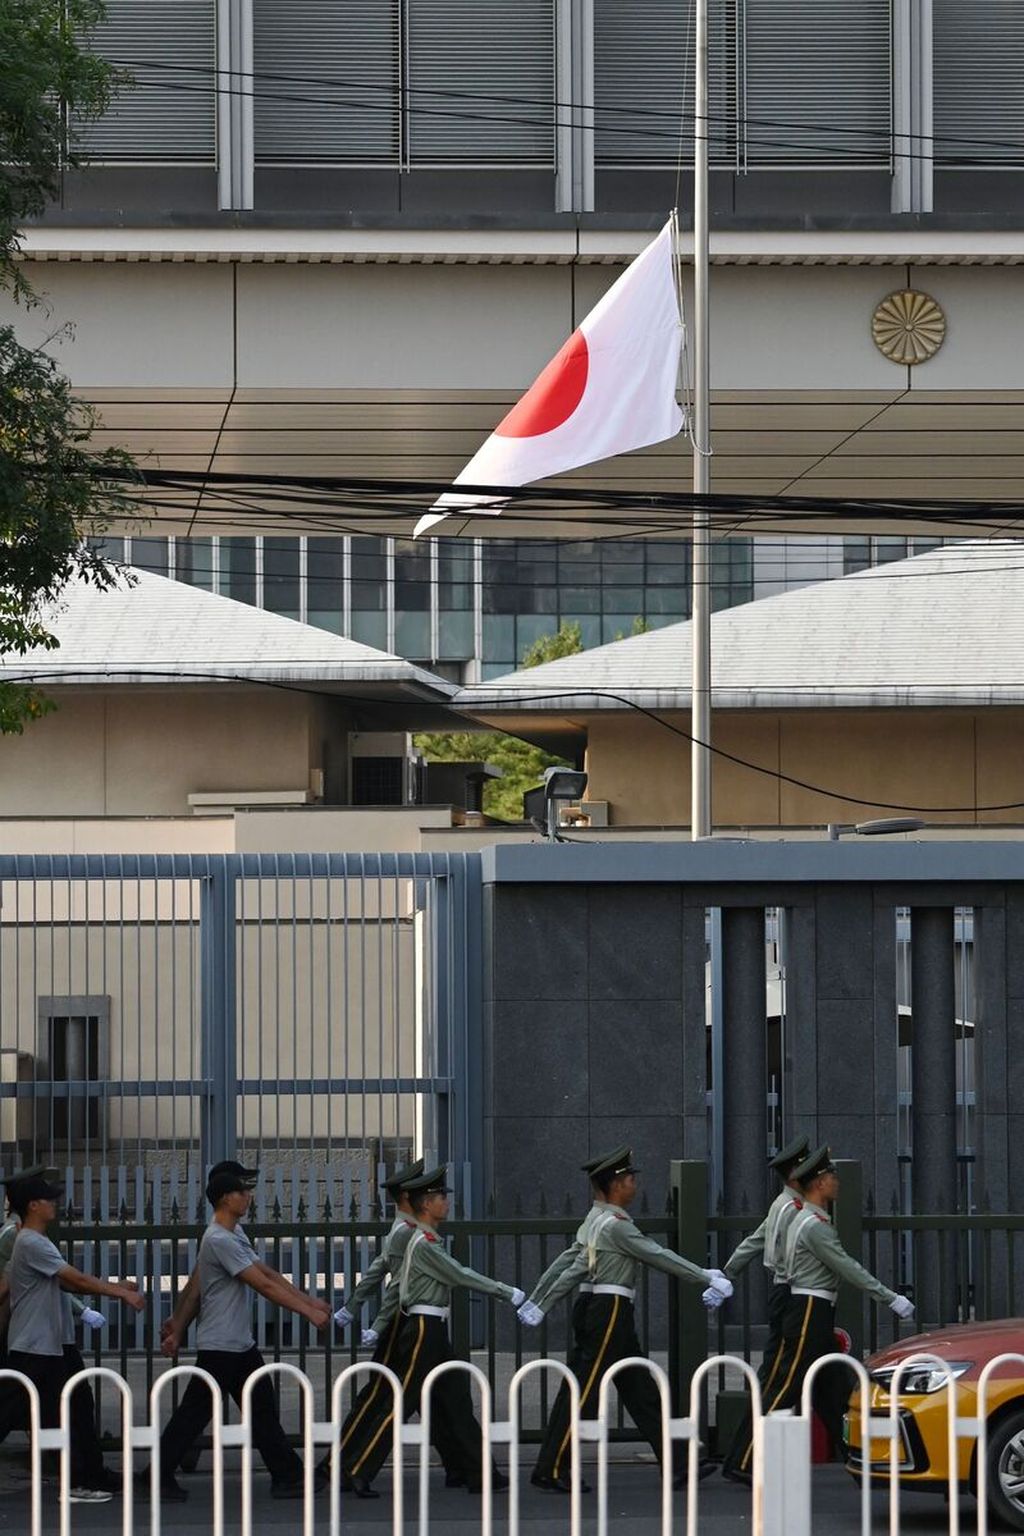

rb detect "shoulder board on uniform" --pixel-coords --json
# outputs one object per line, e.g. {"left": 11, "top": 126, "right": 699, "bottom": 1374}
{"left": 402, "top": 1219, "right": 416, "bottom": 1228}
{"left": 812, "top": 1209, "right": 827, "bottom": 1222}
{"left": 613, "top": 1210, "right": 629, "bottom": 1220}
{"left": 792, "top": 1199, "right": 803, "bottom": 1210}
{"left": 424, "top": 1230, "right": 438, "bottom": 1242}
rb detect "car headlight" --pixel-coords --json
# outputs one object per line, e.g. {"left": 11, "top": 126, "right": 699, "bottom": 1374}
{"left": 870, "top": 1362, "right": 972, "bottom": 1396}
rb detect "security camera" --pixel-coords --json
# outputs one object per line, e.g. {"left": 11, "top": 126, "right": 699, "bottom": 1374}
{"left": 523, "top": 768, "right": 589, "bottom": 841}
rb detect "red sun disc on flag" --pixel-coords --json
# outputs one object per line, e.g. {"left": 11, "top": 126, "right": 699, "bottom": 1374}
{"left": 494, "top": 329, "right": 589, "bottom": 439}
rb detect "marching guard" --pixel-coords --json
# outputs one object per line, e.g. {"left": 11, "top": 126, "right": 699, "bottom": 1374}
{"left": 717, "top": 1133, "right": 809, "bottom": 1481}
{"left": 525, "top": 1147, "right": 733, "bottom": 1493}
{"left": 723, "top": 1145, "right": 915, "bottom": 1482}
{"left": 340, "top": 1164, "right": 524, "bottom": 1496}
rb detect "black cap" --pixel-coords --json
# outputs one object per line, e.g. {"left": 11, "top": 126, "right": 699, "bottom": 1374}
{"left": 7, "top": 1174, "right": 63, "bottom": 1216}
{"left": 402, "top": 1163, "right": 450, "bottom": 1196}
{"left": 208, "top": 1160, "right": 259, "bottom": 1182}
{"left": 206, "top": 1164, "right": 259, "bottom": 1203}
{"left": 769, "top": 1135, "right": 811, "bottom": 1179}
{"left": 384, "top": 1158, "right": 425, "bottom": 1197}
{"left": 586, "top": 1145, "right": 639, "bottom": 1179}
{"left": 792, "top": 1145, "right": 837, "bottom": 1186}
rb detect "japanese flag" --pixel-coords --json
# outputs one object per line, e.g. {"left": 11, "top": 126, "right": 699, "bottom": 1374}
{"left": 414, "top": 219, "right": 684, "bottom": 537}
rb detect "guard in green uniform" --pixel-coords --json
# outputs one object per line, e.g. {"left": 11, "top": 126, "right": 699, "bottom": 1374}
{"left": 718, "top": 1134, "right": 809, "bottom": 1481}
{"left": 327, "top": 1159, "right": 470, "bottom": 1493}
{"left": 528, "top": 1147, "right": 732, "bottom": 1493}
{"left": 341, "top": 1165, "right": 524, "bottom": 1496}
{"left": 728, "top": 1145, "right": 915, "bottom": 1484}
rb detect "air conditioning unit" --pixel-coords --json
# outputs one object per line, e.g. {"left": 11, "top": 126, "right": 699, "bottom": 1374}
{"left": 349, "top": 732, "right": 424, "bottom": 807}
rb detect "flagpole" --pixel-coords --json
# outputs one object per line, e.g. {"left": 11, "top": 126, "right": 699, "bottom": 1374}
{"left": 691, "top": 0, "right": 712, "bottom": 840}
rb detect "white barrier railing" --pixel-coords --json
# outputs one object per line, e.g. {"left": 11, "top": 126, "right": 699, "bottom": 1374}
{"left": 23, "top": 1349, "right": 1021, "bottom": 1536}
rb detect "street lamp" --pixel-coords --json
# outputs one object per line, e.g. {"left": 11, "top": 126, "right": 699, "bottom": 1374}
{"left": 523, "top": 767, "right": 589, "bottom": 843}
{"left": 827, "top": 817, "right": 926, "bottom": 841}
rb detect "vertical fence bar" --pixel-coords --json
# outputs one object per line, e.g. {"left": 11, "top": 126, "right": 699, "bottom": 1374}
{"left": 835, "top": 1160, "right": 864, "bottom": 1358}
{"left": 200, "top": 860, "right": 238, "bottom": 1170}
{"left": 670, "top": 1160, "right": 709, "bottom": 1408}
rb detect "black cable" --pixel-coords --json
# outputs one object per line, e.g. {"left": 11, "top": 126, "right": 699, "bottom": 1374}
{"left": 98, "top": 54, "right": 1024, "bottom": 166}
{"left": 7, "top": 659, "right": 1024, "bottom": 815}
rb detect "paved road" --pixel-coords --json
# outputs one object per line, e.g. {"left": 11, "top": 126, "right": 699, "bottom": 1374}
{"left": 0, "top": 1459, "right": 969, "bottom": 1533}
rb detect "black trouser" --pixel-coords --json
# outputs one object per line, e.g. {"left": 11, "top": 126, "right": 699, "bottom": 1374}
{"left": 7, "top": 1349, "right": 106, "bottom": 1490}
{"left": 534, "top": 1293, "right": 671, "bottom": 1484}
{"left": 722, "top": 1279, "right": 791, "bottom": 1476}
{"left": 329, "top": 1315, "right": 466, "bottom": 1480}
{"left": 342, "top": 1314, "right": 489, "bottom": 1489}
{"left": 158, "top": 1347, "right": 302, "bottom": 1488}
{"left": 727, "top": 1292, "right": 848, "bottom": 1476}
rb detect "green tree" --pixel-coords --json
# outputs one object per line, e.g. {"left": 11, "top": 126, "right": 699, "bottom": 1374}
{"left": 1, "top": 0, "right": 134, "bottom": 732}
{"left": 416, "top": 621, "right": 584, "bottom": 821}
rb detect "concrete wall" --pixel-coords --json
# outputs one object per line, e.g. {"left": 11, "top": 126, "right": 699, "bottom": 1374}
{"left": 583, "top": 708, "right": 1024, "bottom": 828}
{"left": 0, "top": 688, "right": 341, "bottom": 816}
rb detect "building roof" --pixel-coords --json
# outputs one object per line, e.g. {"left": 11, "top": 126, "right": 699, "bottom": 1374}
{"left": 456, "top": 541, "right": 1024, "bottom": 722}
{"left": 2, "top": 568, "right": 456, "bottom": 704}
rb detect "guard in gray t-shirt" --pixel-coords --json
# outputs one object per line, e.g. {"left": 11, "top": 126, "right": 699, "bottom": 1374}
{"left": 144, "top": 1162, "right": 331, "bottom": 1504}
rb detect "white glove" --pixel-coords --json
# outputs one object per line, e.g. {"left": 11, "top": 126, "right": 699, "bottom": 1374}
{"left": 334, "top": 1305, "right": 354, "bottom": 1328}
{"left": 509, "top": 1287, "right": 526, "bottom": 1309}
{"left": 361, "top": 1328, "right": 379, "bottom": 1348}
{"left": 81, "top": 1308, "right": 105, "bottom": 1329}
{"left": 705, "top": 1269, "right": 734, "bottom": 1300}
{"left": 890, "top": 1295, "right": 915, "bottom": 1320}
{"left": 701, "top": 1287, "right": 726, "bottom": 1310}
{"left": 517, "top": 1301, "right": 545, "bottom": 1328}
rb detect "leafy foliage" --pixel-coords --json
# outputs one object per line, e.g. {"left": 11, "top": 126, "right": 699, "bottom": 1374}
{"left": 0, "top": 0, "right": 133, "bottom": 731}
{"left": 416, "top": 621, "right": 585, "bottom": 821}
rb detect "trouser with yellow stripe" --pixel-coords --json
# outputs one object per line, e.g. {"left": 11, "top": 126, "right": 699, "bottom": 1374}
{"left": 727, "top": 1291, "right": 847, "bottom": 1476}
{"left": 721, "top": 1280, "right": 790, "bottom": 1477}
{"left": 533, "top": 1294, "right": 672, "bottom": 1484}
{"left": 342, "top": 1314, "right": 489, "bottom": 1489}
{"left": 333, "top": 1318, "right": 465, "bottom": 1480}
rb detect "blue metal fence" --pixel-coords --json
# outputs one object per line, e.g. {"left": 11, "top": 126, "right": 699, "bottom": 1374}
{"left": 0, "top": 853, "right": 483, "bottom": 1213}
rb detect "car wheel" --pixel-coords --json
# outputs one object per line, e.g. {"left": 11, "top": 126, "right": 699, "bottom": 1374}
{"left": 987, "top": 1410, "right": 1024, "bottom": 1531}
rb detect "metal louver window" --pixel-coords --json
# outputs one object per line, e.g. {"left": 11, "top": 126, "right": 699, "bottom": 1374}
{"left": 742, "top": 0, "right": 891, "bottom": 166}
{"left": 934, "top": 0, "right": 1024, "bottom": 166}
{"left": 594, "top": 0, "right": 735, "bottom": 167}
{"left": 407, "top": 0, "right": 555, "bottom": 165}
{"left": 78, "top": 0, "right": 216, "bottom": 162}
{"left": 254, "top": 1, "right": 400, "bottom": 163}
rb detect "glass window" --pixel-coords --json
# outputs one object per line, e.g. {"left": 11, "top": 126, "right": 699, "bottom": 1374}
{"left": 439, "top": 610, "right": 473, "bottom": 659}
{"left": 843, "top": 536, "right": 871, "bottom": 575}
{"left": 220, "top": 536, "right": 257, "bottom": 606}
{"left": 307, "top": 537, "right": 344, "bottom": 627}
{"left": 352, "top": 611, "right": 387, "bottom": 650}
{"left": 263, "top": 538, "right": 300, "bottom": 617}
{"left": 176, "top": 537, "right": 214, "bottom": 590}
{"left": 396, "top": 611, "right": 430, "bottom": 660}
{"left": 438, "top": 537, "right": 472, "bottom": 611}
{"left": 127, "top": 537, "right": 167, "bottom": 575}
{"left": 351, "top": 536, "right": 387, "bottom": 610}
{"left": 482, "top": 614, "right": 514, "bottom": 665}
{"left": 394, "top": 538, "right": 430, "bottom": 612}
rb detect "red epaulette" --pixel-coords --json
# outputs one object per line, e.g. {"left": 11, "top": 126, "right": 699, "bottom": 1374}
{"left": 792, "top": 1199, "right": 803, "bottom": 1210}
{"left": 424, "top": 1230, "right": 438, "bottom": 1242}
{"left": 613, "top": 1210, "right": 628, "bottom": 1220}
{"left": 812, "top": 1210, "right": 828, "bottom": 1222}
{"left": 402, "top": 1219, "right": 416, "bottom": 1228}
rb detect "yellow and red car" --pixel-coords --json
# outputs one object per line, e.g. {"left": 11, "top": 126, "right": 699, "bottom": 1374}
{"left": 845, "top": 1319, "right": 1024, "bottom": 1529}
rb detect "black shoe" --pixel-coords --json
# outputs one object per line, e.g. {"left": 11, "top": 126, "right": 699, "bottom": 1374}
{"left": 673, "top": 1460, "right": 718, "bottom": 1490}
{"left": 339, "top": 1473, "right": 380, "bottom": 1500}
{"left": 466, "top": 1469, "right": 509, "bottom": 1493}
{"left": 530, "top": 1472, "right": 591, "bottom": 1494}
{"left": 134, "top": 1470, "right": 188, "bottom": 1503}
{"left": 445, "top": 1471, "right": 467, "bottom": 1488}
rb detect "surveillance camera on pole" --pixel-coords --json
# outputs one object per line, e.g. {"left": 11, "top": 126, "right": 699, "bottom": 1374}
{"left": 523, "top": 767, "right": 588, "bottom": 842}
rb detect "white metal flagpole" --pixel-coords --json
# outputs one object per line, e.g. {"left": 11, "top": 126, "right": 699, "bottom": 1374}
{"left": 691, "top": 0, "right": 712, "bottom": 839}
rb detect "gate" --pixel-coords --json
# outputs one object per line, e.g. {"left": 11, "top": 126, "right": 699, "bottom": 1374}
{"left": 0, "top": 853, "right": 483, "bottom": 1214}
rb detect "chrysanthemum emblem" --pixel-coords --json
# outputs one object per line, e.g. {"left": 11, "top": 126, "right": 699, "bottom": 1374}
{"left": 872, "top": 290, "right": 946, "bottom": 365}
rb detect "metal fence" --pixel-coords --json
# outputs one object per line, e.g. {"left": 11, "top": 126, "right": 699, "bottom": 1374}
{"left": 6, "top": 1350, "right": 1014, "bottom": 1536}
{"left": 0, "top": 853, "right": 483, "bottom": 1211}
